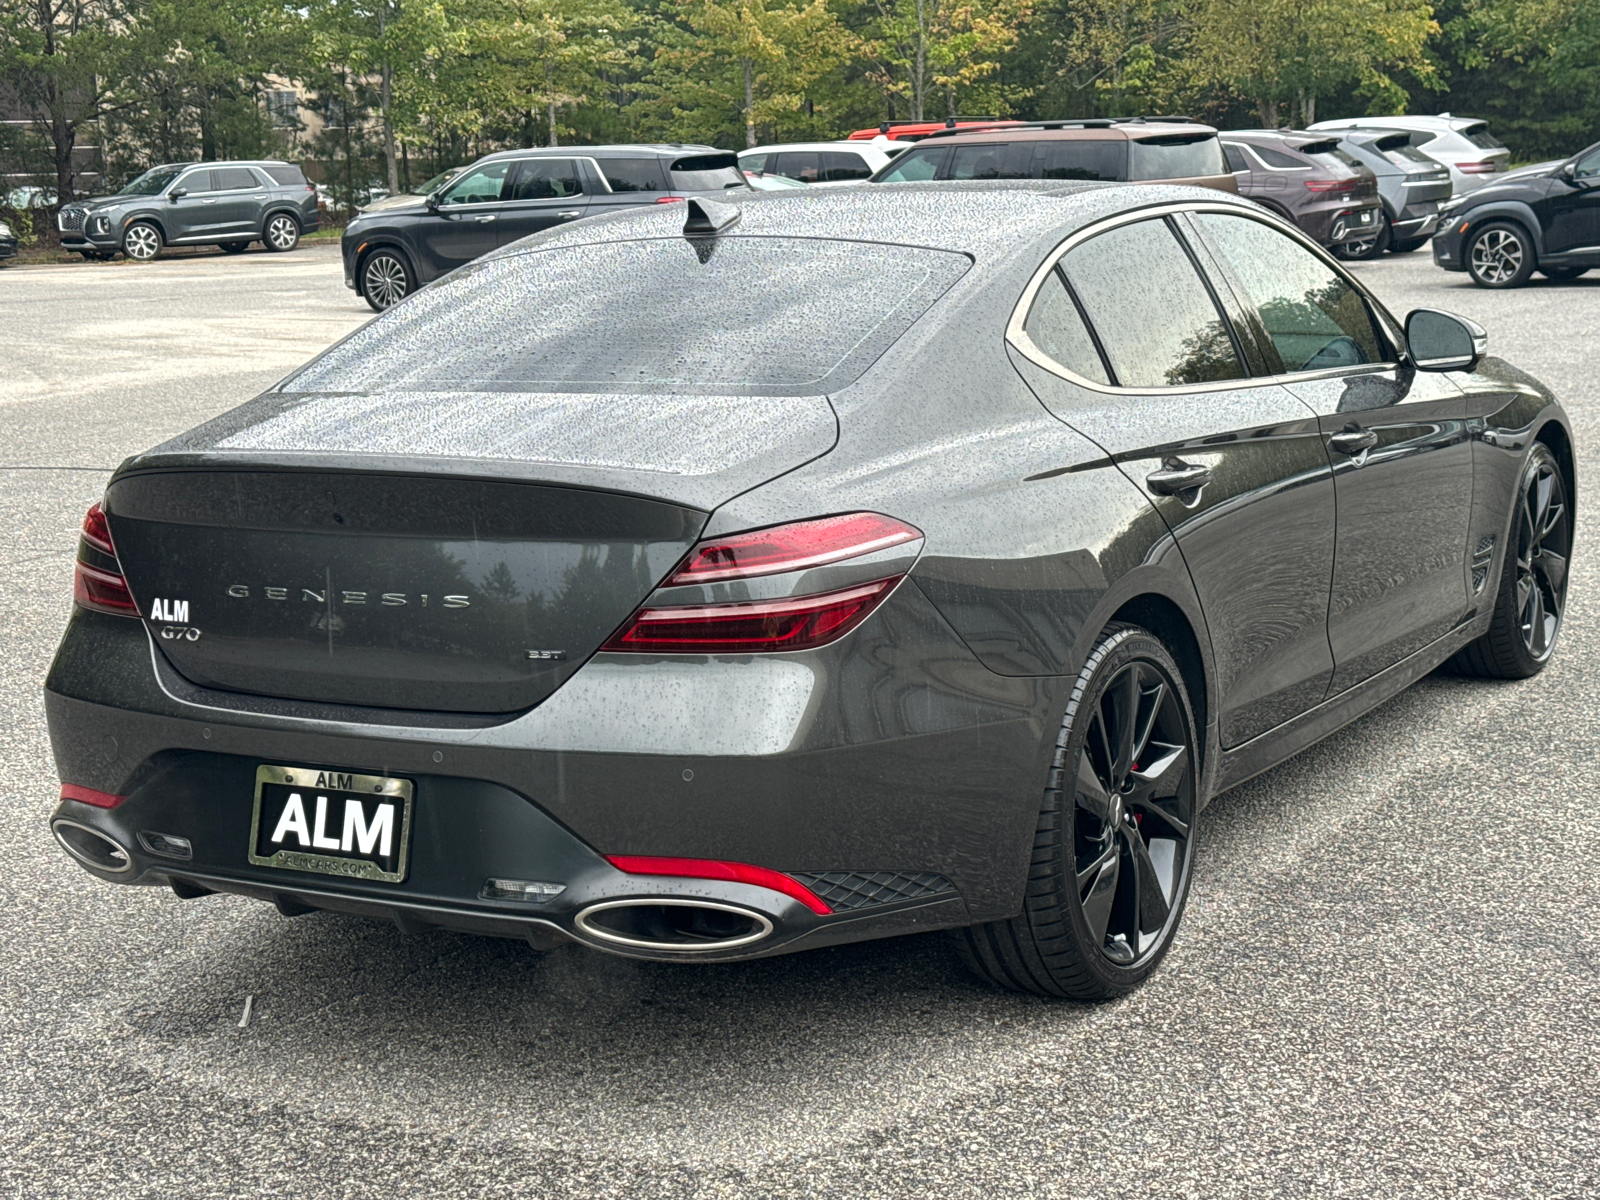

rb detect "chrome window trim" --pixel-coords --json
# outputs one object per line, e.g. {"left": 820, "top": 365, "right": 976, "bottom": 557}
{"left": 1005, "top": 200, "right": 1404, "bottom": 396}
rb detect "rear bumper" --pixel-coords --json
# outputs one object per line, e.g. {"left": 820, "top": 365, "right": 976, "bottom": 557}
{"left": 44, "top": 596, "right": 1058, "bottom": 957}
{"left": 1296, "top": 199, "right": 1382, "bottom": 245}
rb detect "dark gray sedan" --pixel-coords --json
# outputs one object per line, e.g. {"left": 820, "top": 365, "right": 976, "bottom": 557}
{"left": 46, "top": 184, "right": 1572, "bottom": 999}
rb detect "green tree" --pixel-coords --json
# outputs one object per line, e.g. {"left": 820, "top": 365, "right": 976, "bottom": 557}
{"left": 866, "top": 0, "right": 1032, "bottom": 120}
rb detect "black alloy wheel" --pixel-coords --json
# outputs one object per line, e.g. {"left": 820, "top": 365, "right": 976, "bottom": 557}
{"left": 1540, "top": 266, "right": 1589, "bottom": 282}
{"left": 362, "top": 249, "right": 413, "bottom": 311}
{"left": 264, "top": 214, "right": 300, "bottom": 252}
{"left": 1467, "top": 222, "right": 1536, "bottom": 288}
{"left": 220, "top": 241, "right": 250, "bottom": 255}
{"left": 1450, "top": 444, "right": 1571, "bottom": 678}
{"left": 956, "top": 624, "right": 1198, "bottom": 999}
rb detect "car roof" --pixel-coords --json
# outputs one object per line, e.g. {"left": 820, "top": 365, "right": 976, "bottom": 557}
{"left": 474, "top": 144, "right": 724, "bottom": 162}
{"left": 1314, "top": 115, "right": 1488, "bottom": 134}
{"left": 741, "top": 142, "right": 889, "bottom": 156}
{"left": 903, "top": 121, "right": 1218, "bottom": 147}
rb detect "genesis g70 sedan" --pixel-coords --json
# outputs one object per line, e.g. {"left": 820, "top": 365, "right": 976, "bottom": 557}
{"left": 46, "top": 183, "right": 1573, "bottom": 998}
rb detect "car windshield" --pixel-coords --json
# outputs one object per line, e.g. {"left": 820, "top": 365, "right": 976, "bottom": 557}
{"left": 417, "top": 169, "right": 459, "bottom": 195}
{"left": 118, "top": 166, "right": 186, "bottom": 196}
{"left": 284, "top": 238, "right": 971, "bottom": 396}
{"left": 1384, "top": 144, "right": 1436, "bottom": 169}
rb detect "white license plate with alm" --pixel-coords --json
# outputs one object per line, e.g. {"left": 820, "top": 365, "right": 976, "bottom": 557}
{"left": 248, "top": 764, "right": 413, "bottom": 883}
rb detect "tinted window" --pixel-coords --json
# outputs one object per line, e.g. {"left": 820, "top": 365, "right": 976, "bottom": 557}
{"left": 262, "top": 164, "right": 306, "bottom": 186}
{"left": 213, "top": 166, "right": 260, "bottom": 190}
{"left": 1194, "top": 212, "right": 1385, "bottom": 373}
{"left": 1035, "top": 140, "right": 1126, "bottom": 181}
{"left": 596, "top": 158, "right": 666, "bottom": 192}
{"left": 1023, "top": 269, "right": 1109, "bottom": 384}
{"left": 1222, "top": 143, "right": 1249, "bottom": 172}
{"left": 1251, "top": 144, "right": 1304, "bottom": 169}
{"left": 950, "top": 144, "right": 1032, "bottom": 179}
{"left": 1062, "top": 219, "right": 1244, "bottom": 388}
{"left": 875, "top": 148, "right": 945, "bottom": 182}
{"left": 1305, "top": 148, "right": 1362, "bottom": 171}
{"left": 819, "top": 151, "right": 872, "bottom": 181}
{"left": 1383, "top": 144, "right": 1435, "bottom": 168}
{"left": 440, "top": 161, "right": 511, "bottom": 205}
{"left": 669, "top": 154, "right": 746, "bottom": 191}
{"left": 1575, "top": 148, "right": 1600, "bottom": 180}
{"left": 286, "top": 239, "right": 970, "bottom": 396}
{"left": 1463, "top": 126, "right": 1504, "bottom": 150}
{"left": 1129, "top": 135, "right": 1226, "bottom": 180}
{"left": 770, "top": 151, "right": 818, "bottom": 182}
{"left": 738, "top": 153, "right": 768, "bottom": 173}
{"left": 508, "top": 158, "right": 583, "bottom": 200}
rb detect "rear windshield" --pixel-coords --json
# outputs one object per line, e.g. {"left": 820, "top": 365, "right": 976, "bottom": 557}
{"left": 1462, "top": 125, "right": 1504, "bottom": 150}
{"left": 1306, "top": 148, "right": 1362, "bottom": 171}
{"left": 669, "top": 154, "right": 747, "bottom": 192}
{"left": 878, "top": 139, "right": 1127, "bottom": 183}
{"left": 1128, "top": 135, "right": 1226, "bottom": 180}
{"left": 1384, "top": 143, "right": 1436, "bottom": 169}
{"left": 286, "top": 238, "right": 971, "bottom": 396}
{"left": 262, "top": 164, "right": 306, "bottom": 186}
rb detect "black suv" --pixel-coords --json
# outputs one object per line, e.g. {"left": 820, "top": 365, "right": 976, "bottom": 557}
{"left": 342, "top": 145, "right": 752, "bottom": 310}
{"left": 57, "top": 161, "right": 318, "bottom": 261}
{"left": 1432, "top": 139, "right": 1600, "bottom": 287}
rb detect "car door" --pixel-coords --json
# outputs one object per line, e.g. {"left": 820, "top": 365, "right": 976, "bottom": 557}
{"left": 1009, "top": 212, "right": 1338, "bottom": 748}
{"left": 208, "top": 164, "right": 268, "bottom": 237}
{"left": 588, "top": 156, "right": 671, "bottom": 217}
{"left": 411, "top": 159, "right": 513, "bottom": 279}
{"left": 166, "top": 168, "right": 220, "bottom": 240}
{"left": 496, "top": 157, "right": 589, "bottom": 247}
{"left": 1542, "top": 146, "right": 1600, "bottom": 258}
{"left": 1187, "top": 209, "right": 1474, "bottom": 695}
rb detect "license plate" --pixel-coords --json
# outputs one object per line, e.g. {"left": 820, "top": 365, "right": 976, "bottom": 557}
{"left": 248, "top": 764, "right": 413, "bottom": 883}
{"left": 1355, "top": 210, "right": 1374, "bottom": 225}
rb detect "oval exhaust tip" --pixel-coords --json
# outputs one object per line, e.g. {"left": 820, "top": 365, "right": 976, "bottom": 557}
{"left": 575, "top": 899, "right": 773, "bottom": 952}
{"left": 52, "top": 819, "right": 134, "bottom": 875}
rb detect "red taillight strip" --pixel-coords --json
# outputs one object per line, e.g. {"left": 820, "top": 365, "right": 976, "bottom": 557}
{"left": 81, "top": 502, "right": 116, "bottom": 556}
{"left": 669, "top": 512, "right": 922, "bottom": 585}
{"left": 601, "top": 577, "right": 896, "bottom": 654}
{"left": 607, "top": 855, "right": 832, "bottom": 914}
{"left": 60, "top": 783, "right": 126, "bottom": 809}
{"left": 73, "top": 560, "right": 140, "bottom": 616}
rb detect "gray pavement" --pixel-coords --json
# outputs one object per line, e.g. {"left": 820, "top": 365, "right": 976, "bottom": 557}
{"left": 0, "top": 244, "right": 1597, "bottom": 1199}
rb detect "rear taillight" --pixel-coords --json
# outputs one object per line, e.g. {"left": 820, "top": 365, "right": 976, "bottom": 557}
{"left": 1304, "top": 178, "right": 1354, "bottom": 193}
{"left": 602, "top": 512, "right": 923, "bottom": 654}
{"left": 73, "top": 502, "right": 139, "bottom": 617}
{"left": 1456, "top": 162, "right": 1498, "bottom": 174}
{"left": 59, "top": 783, "right": 126, "bottom": 809}
{"left": 655, "top": 196, "right": 686, "bottom": 204}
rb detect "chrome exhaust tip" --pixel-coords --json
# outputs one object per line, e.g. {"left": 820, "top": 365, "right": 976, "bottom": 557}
{"left": 51, "top": 818, "right": 134, "bottom": 875}
{"left": 574, "top": 899, "right": 774, "bottom": 952}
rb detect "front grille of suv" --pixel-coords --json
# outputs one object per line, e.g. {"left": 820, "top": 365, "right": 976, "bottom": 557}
{"left": 58, "top": 208, "right": 85, "bottom": 233}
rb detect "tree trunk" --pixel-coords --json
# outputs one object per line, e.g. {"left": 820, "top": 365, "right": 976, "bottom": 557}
{"left": 1303, "top": 93, "right": 1316, "bottom": 127}
{"left": 548, "top": 101, "right": 560, "bottom": 147}
{"left": 913, "top": 0, "right": 926, "bottom": 121}
{"left": 946, "top": 84, "right": 955, "bottom": 119}
{"left": 1257, "top": 97, "right": 1279, "bottom": 129}
{"left": 34, "top": 0, "right": 76, "bottom": 202}
{"left": 377, "top": 5, "right": 398, "bottom": 193}
{"left": 743, "top": 57, "right": 755, "bottom": 148}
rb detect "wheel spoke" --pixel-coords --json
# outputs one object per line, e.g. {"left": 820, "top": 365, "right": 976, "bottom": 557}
{"left": 1074, "top": 751, "right": 1113, "bottom": 822}
{"left": 1536, "top": 548, "right": 1567, "bottom": 595}
{"left": 1131, "top": 680, "right": 1166, "bottom": 767}
{"left": 1110, "top": 666, "right": 1140, "bottom": 784}
{"left": 1129, "top": 742, "right": 1186, "bottom": 800}
{"left": 1125, "top": 823, "right": 1171, "bottom": 935}
{"left": 1129, "top": 794, "right": 1189, "bottom": 839}
{"left": 1077, "top": 844, "right": 1120, "bottom": 950}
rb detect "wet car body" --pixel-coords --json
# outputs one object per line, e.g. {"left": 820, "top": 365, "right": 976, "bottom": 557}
{"left": 46, "top": 183, "right": 1572, "bottom": 984}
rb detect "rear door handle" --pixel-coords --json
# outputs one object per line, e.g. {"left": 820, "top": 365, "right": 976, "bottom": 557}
{"left": 1146, "top": 460, "right": 1212, "bottom": 496}
{"left": 557, "top": 210, "right": 582, "bottom": 219}
{"left": 1329, "top": 426, "right": 1378, "bottom": 456}
{"left": 474, "top": 214, "right": 496, "bottom": 223}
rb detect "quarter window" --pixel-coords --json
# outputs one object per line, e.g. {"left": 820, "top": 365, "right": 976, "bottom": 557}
{"left": 595, "top": 158, "right": 666, "bottom": 192}
{"left": 1023, "top": 269, "right": 1109, "bottom": 385}
{"left": 1193, "top": 212, "right": 1386, "bottom": 373}
{"left": 1250, "top": 144, "right": 1305, "bottom": 169}
{"left": 1060, "top": 218, "right": 1245, "bottom": 388}
{"left": 439, "top": 162, "right": 511, "bottom": 206}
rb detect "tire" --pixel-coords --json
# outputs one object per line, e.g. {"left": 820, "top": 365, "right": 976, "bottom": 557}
{"left": 1448, "top": 443, "right": 1571, "bottom": 679}
{"left": 953, "top": 624, "right": 1199, "bottom": 1000}
{"left": 1466, "top": 222, "right": 1536, "bottom": 288}
{"left": 78, "top": 250, "right": 114, "bottom": 261}
{"left": 121, "top": 222, "right": 162, "bottom": 262}
{"left": 1540, "top": 266, "right": 1588, "bottom": 281}
{"left": 1390, "top": 237, "right": 1429, "bottom": 254}
{"left": 1334, "top": 215, "right": 1391, "bottom": 261}
{"left": 220, "top": 241, "right": 250, "bottom": 255}
{"left": 263, "top": 213, "right": 300, "bottom": 252}
{"left": 361, "top": 248, "right": 414, "bottom": 311}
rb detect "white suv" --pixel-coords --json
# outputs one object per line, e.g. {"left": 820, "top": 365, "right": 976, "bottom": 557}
{"left": 1309, "top": 114, "right": 1510, "bottom": 196}
{"left": 738, "top": 141, "right": 901, "bottom": 187}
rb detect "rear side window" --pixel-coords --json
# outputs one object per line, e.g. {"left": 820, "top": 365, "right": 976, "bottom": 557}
{"left": 1129, "top": 135, "right": 1226, "bottom": 180}
{"left": 1222, "top": 143, "right": 1249, "bottom": 172}
{"left": 595, "top": 158, "right": 666, "bottom": 192}
{"left": 1250, "top": 144, "right": 1304, "bottom": 169}
{"left": 1035, "top": 140, "right": 1126, "bottom": 181}
{"left": 212, "top": 166, "right": 261, "bottom": 191}
{"left": 950, "top": 144, "right": 1032, "bottom": 179}
{"left": 669, "top": 154, "right": 745, "bottom": 192}
{"left": 508, "top": 159, "right": 583, "bottom": 200}
{"left": 286, "top": 238, "right": 971, "bottom": 396}
{"left": 262, "top": 164, "right": 306, "bottom": 186}
{"left": 1022, "top": 269, "right": 1109, "bottom": 385}
{"left": 1061, "top": 218, "right": 1244, "bottom": 388}
{"left": 1192, "top": 212, "right": 1385, "bottom": 373}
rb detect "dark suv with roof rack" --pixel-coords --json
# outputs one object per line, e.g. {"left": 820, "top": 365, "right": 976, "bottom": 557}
{"left": 57, "top": 161, "right": 317, "bottom": 261}
{"left": 342, "top": 144, "right": 752, "bottom": 310}
{"left": 869, "top": 119, "right": 1237, "bottom": 191}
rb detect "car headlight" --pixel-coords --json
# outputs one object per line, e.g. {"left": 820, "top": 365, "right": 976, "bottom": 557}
{"left": 91, "top": 213, "right": 113, "bottom": 234}
{"left": 0, "top": 221, "right": 12, "bottom": 239}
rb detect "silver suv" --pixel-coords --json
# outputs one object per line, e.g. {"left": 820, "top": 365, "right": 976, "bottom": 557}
{"left": 1308, "top": 114, "right": 1510, "bottom": 196}
{"left": 57, "top": 161, "right": 320, "bottom": 262}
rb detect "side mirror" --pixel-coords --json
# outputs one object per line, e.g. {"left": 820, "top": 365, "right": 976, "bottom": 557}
{"left": 1405, "top": 309, "right": 1487, "bottom": 372}
{"left": 169, "top": 188, "right": 187, "bottom": 202}
{"left": 425, "top": 193, "right": 440, "bottom": 212}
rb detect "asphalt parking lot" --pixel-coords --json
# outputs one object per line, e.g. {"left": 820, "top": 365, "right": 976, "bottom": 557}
{"left": 1, "top": 242, "right": 1597, "bottom": 1199}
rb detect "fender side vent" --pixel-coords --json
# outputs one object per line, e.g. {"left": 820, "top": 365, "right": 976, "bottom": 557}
{"left": 793, "top": 871, "right": 955, "bottom": 912}
{"left": 1471, "top": 535, "right": 1496, "bottom": 594}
